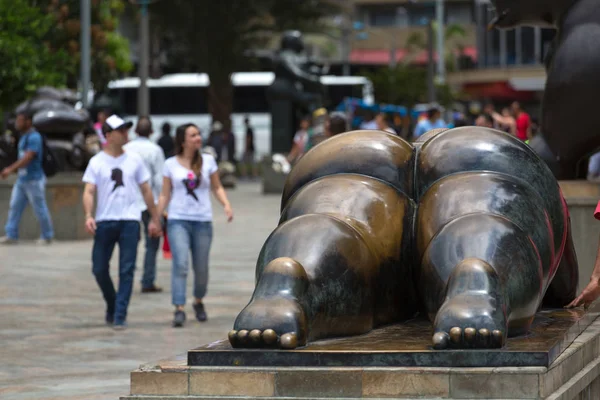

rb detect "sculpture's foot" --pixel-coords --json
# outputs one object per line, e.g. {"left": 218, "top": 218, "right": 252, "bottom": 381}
{"left": 229, "top": 297, "right": 307, "bottom": 349}
{"left": 229, "top": 258, "right": 309, "bottom": 349}
{"left": 432, "top": 258, "right": 508, "bottom": 350}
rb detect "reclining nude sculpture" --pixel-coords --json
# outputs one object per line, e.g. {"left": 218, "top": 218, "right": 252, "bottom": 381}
{"left": 226, "top": 0, "right": 596, "bottom": 350}
{"left": 228, "top": 127, "right": 579, "bottom": 350}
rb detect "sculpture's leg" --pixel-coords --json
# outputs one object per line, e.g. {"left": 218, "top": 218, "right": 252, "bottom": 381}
{"left": 543, "top": 217, "right": 579, "bottom": 307}
{"left": 421, "top": 214, "right": 542, "bottom": 350}
{"left": 229, "top": 257, "right": 309, "bottom": 349}
{"left": 230, "top": 214, "right": 380, "bottom": 349}
{"left": 432, "top": 258, "right": 507, "bottom": 349}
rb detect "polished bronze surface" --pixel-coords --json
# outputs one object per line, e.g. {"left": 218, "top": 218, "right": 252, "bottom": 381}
{"left": 281, "top": 130, "right": 415, "bottom": 208}
{"left": 230, "top": 127, "right": 578, "bottom": 354}
{"left": 193, "top": 305, "right": 600, "bottom": 368}
{"left": 491, "top": 0, "right": 600, "bottom": 180}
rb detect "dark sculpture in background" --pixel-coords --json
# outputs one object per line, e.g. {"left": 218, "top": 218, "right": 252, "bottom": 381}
{"left": 2, "top": 86, "right": 93, "bottom": 171}
{"left": 266, "top": 30, "right": 327, "bottom": 154}
{"left": 490, "top": 0, "right": 600, "bottom": 180}
{"left": 229, "top": 127, "right": 579, "bottom": 350}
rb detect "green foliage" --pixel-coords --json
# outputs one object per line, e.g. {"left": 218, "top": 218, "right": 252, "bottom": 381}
{"left": 404, "top": 23, "right": 467, "bottom": 72}
{"left": 363, "top": 66, "right": 455, "bottom": 107}
{"left": 106, "top": 32, "right": 134, "bottom": 74}
{"left": 40, "top": 0, "right": 131, "bottom": 92}
{"left": 0, "top": 0, "right": 69, "bottom": 109}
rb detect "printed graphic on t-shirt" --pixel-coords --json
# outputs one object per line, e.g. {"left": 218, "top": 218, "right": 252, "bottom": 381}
{"left": 183, "top": 171, "right": 200, "bottom": 201}
{"left": 111, "top": 168, "right": 124, "bottom": 192}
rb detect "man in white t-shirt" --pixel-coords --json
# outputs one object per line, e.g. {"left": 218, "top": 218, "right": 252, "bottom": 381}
{"left": 123, "top": 116, "right": 165, "bottom": 294}
{"left": 82, "top": 115, "right": 161, "bottom": 330}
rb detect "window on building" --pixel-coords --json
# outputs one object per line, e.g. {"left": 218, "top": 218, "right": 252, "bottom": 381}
{"left": 408, "top": 3, "right": 435, "bottom": 26}
{"left": 446, "top": 2, "right": 473, "bottom": 24}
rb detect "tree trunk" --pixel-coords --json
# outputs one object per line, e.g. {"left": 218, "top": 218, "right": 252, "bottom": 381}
{"left": 208, "top": 78, "right": 233, "bottom": 130}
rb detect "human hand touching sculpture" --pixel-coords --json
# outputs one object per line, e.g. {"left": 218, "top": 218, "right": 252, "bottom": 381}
{"left": 228, "top": 127, "right": 578, "bottom": 350}
{"left": 567, "top": 235, "right": 600, "bottom": 310}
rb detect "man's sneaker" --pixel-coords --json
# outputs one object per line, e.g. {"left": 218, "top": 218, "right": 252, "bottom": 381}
{"left": 193, "top": 302, "right": 207, "bottom": 322}
{"left": 141, "top": 285, "right": 163, "bottom": 293}
{"left": 0, "top": 236, "right": 17, "bottom": 245}
{"left": 36, "top": 238, "right": 52, "bottom": 245}
{"left": 106, "top": 313, "right": 114, "bottom": 325}
{"left": 173, "top": 310, "right": 186, "bottom": 328}
{"left": 113, "top": 322, "right": 127, "bottom": 331}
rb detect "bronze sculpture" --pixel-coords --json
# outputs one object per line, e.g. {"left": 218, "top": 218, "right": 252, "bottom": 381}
{"left": 229, "top": 127, "right": 579, "bottom": 350}
{"left": 266, "top": 31, "right": 327, "bottom": 154}
{"left": 490, "top": 0, "right": 600, "bottom": 179}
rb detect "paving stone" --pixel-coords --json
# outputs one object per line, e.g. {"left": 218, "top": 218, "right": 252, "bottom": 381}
{"left": 0, "top": 182, "right": 280, "bottom": 400}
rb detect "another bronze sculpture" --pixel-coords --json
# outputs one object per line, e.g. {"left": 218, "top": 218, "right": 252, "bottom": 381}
{"left": 490, "top": 0, "right": 600, "bottom": 179}
{"left": 229, "top": 127, "right": 579, "bottom": 350}
{"left": 266, "top": 31, "right": 326, "bottom": 154}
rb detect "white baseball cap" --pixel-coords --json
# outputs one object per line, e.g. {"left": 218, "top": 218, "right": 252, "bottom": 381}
{"left": 102, "top": 114, "right": 133, "bottom": 134}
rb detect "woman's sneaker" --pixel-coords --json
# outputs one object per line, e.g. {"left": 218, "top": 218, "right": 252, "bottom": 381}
{"left": 193, "top": 302, "right": 207, "bottom": 322}
{"left": 173, "top": 310, "right": 186, "bottom": 327}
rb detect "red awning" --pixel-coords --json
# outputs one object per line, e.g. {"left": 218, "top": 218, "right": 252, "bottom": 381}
{"left": 462, "top": 81, "right": 537, "bottom": 101}
{"left": 350, "top": 47, "right": 477, "bottom": 65}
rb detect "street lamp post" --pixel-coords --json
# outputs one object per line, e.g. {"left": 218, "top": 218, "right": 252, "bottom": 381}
{"left": 130, "top": 0, "right": 160, "bottom": 116}
{"left": 435, "top": 0, "right": 445, "bottom": 85}
{"left": 80, "top": 0, "right": 91, "bottom": 108}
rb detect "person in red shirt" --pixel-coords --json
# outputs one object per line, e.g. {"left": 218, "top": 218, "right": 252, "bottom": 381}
{"left": 566, "top": 200, "right": 600, "bottom": 309}
{"left": 511, "top": 101, "right": 531, "bottom": 141}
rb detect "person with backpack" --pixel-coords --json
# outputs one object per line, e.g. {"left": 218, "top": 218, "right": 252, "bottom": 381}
{"left": 0, "top": 109, "right": 55, "bottom": 245}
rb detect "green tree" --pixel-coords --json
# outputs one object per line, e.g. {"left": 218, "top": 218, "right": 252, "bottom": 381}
{"left": 41, "top": 0, "right": 133, "bottom": 93}
{"left": 404, "top": 22, "right": 467, "bottom": 71}
{"left": 151, "top": 0, "right": 340, "bottom": 128}
{"left": 0, "top": 0, "right": 69, "bottom": 109}
{"left": 363, "top": 65, "right": 455, "bottom": 107}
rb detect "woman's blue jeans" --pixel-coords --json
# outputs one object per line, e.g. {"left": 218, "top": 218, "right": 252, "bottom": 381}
{"left": 167, "top": 219, "right": 213, "bottom": 306}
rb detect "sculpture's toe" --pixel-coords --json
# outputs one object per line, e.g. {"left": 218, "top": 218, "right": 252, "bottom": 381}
{"left": 228, "top": 330, "right": 238, "bottom": 346}
{"left": 433, "top": 292, "right": 507, "bottom": 349}
{"left": 262, "top": 329, "right": 278, "bottom": 345}
{"left": 237, "top": 329, "right": 249, "bottom": 345}
{"left": 432, "top": 331, "right": 450, "bottom": 349}
{"left": 478, "top": 328, "right": 491, "bottom": 347}
{"left": 231, "top": 296, "right": 308, "bottom": 349}
{"left": 449, "top": 327, "right": 462, "bottom": 345}
{"left": 249, "top": 329, "right": 262, "bottom": 344}
{"left": 492, "top": 329, "right": 504, "bottom": 347}
{"left": 280, "top": 333, "right": 298, "bottom": 349}
{"left": 464, "top": 327, "right": 477, "bottom": 345}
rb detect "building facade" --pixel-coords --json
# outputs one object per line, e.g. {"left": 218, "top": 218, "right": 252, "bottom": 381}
{"left": 346, "top": 0, "right": 554, "bottom": 103}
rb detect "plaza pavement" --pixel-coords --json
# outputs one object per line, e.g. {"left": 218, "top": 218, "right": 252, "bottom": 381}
{"left": 0, "top": 182, "right": 281, "bottom": 400}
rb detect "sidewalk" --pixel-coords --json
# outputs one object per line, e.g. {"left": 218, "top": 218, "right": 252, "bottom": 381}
{"left": 0, "top": 182, "right": 280, "bottom": 400}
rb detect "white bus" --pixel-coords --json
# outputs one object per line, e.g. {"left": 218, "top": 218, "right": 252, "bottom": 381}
{"left": 103, "top": 72, "right": 374, "bottom": 160}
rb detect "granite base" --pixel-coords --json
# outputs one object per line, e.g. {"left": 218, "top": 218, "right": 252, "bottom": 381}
{"left": 188, "top": 306, "right": 599, "bottom": 368}
{"left": 124, "top": 305, "right": 600, "bottom": 399}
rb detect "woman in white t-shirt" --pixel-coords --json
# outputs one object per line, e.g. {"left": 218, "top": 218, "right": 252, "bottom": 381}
{"left": 157, "top": 123, "right": 234, "bottom": 327}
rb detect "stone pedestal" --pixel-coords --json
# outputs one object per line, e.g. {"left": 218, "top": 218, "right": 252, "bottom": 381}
{"left": 261, "top": 156, "right": 288, "bottom": 195}
{"left": 0, "top": 172, "right": 88, "bottom": 240}
{"left": 123, "top": 306, "right": 600, "bottom": 399}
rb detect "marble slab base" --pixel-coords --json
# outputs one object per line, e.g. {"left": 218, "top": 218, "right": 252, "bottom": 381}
{"left": 189, "top": 306, "right": 600, "bottom": 368}
{"left": 122, "top": 310, "right": 600, "bottom": 399}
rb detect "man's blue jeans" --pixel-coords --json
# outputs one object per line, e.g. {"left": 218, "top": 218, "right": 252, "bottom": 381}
{"left": 92, "top": 220, "right": 140, "bottom": 324}
{"left": 167, "top": 219, "right": 213, "bottom": 306}
{"left": 4, "top": 178, "right": 54, "bottom": 240}
{"left": 141, "top": 211, "right": 160, "bottom": 289}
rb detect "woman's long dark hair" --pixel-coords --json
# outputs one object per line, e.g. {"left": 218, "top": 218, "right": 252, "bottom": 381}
{"left": 175, "top": 123, "right": 203, "bottom": 177}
